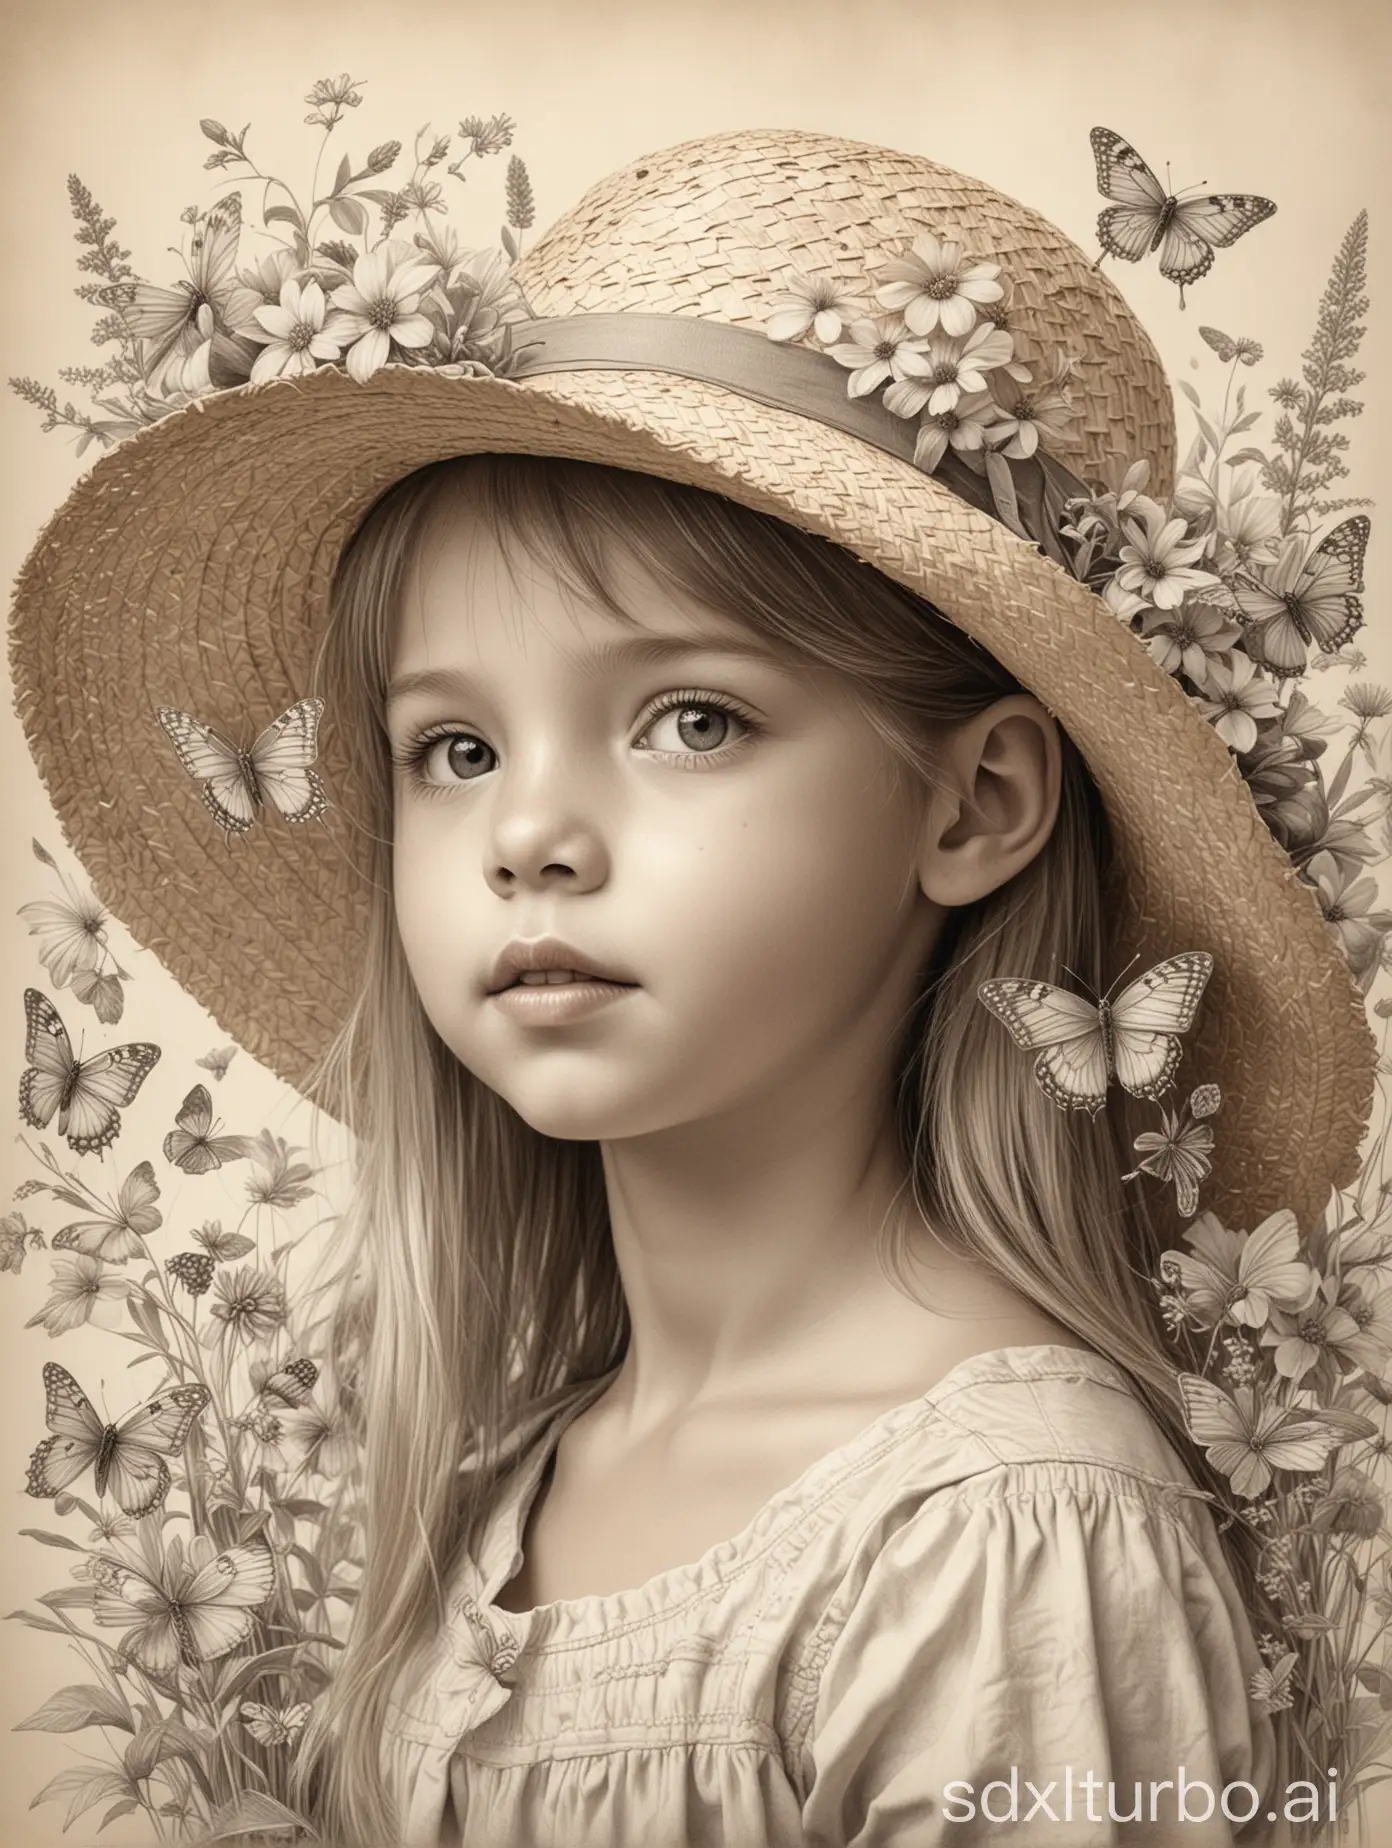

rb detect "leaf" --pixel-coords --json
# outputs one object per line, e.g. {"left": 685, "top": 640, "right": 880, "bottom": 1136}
{"left": 263, "top": 202, "right": 306, "bottom": 233}
{"left": 29, "top": 1766, "right": 130, "bottom": 1830}
{"left": 983, "top": 451, "right": 1031, "bottom": 542}
{"left": 206, "top": 1791, "right": 312, "bottom": 1838}
{"left": 8, "top": 1608, "right": 72, "bottom": 1635}
{"left": 500, "top": 223, "right": 519, "bottom": 263}
{"left": 1230, "top": 410, "right": 1262, "bottom": 433}
{"left": 1177, "top": 379, "right": 1202, "bottom": 408}
{"left": 39, "top": 1585, "right": 98, "bottom": 1609}
{"left": 328, "top": 195, "right": 368, "bottom": 237}
{"left": 1225, "top": 447, "right": 1270, "bottom": 468}
{"left": 216, "top": 1643, "right": 313, "bottom": 1704}
{"left": 98, "top": 1799, "right": 140, "bottom": 1831}
{"left": 32, "top": 838, "right": 58, "bottom": 868}
{"left": 333, "top": 152, "right": 351, "bottom": 196}
{"left": 19, "top": 1527, "right": 86, "bottom": 1552}
{"left": 356, "top": 188, "right": 398, "bottom": 207}
{"left": 124, "top": 1718, "right": 215, "bottom": 1782}
{"left": 16, "top": 1684, "right": 135, "bottom": 1734}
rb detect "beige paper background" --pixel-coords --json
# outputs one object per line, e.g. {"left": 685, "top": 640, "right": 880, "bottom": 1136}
{"left": 2, "top": 0, "right": 1390, "bottom": 1841}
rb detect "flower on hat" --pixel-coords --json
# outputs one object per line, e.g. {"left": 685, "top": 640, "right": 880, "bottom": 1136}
{"left": 765, "top": 268, "right": 863, "bottom": 346}
{"left": 246, "top": 277, "right": 347, "bottom": 383}
{"left": 825, "top": 315, "right": 930, "bottom": 398}
{"left": 327, "top": 239, "right": 439, "bottom": 382}
{"left": 1115, "top": 497, "right": 1222, "bottom": 611}
{"left": 882, "top": 323, "right": 1019, "bottom": 419}
{"left": 1306, "top": 850, "right": 1392, "bottom": 987}
{"left": 1190, "top": 651, "right": 1284, "bottom": 753}
{"left": 1137, "top": 600, "right": 1243, "bottom": 690}
{"left": 911, "top": 389, "right": 1004, "bottom": 474}
{"left": 873, "top": 231, "right": 1004, "bottom": 338}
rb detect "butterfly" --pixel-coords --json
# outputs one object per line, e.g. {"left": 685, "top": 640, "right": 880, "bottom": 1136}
{"left": 1160, "top": 1207, "right": 1319, "bottom": 1329}
{"left": 1177, "top": 1373, "right": 1370, "bottom": 1499}
{"left": 92, "top": 1533, "right": 275, "bottom": 1675}
{"left": 192, "top": 1219, "right": 256, "bottom": 1263}
{"left": 241, "top": 1699, "right": 312, "bottom": 1746}
{"left": 163, "top": 1084, "right": 250, "bottom": 1175}
{"left": 25, "top": 1362, "right": 211, "bottom": 1517}
{"left": 125, "top": 198, "right": 244, "bottom": 388}
{"left": 1089, "top": 127, "right": 1276, "bottom": 309}
{"left": 156, "top": 697, "right": 328, "bottom": 839}
{"left": 978, "top": 951, "right": 1213, "bottom": 1115}
{"left": 19, "top": 988, "right": 161, "bottom": 1156}
{"left": 1231, "top": 516, "right": 1369, "bottom": 678}
{"left": 51, "top": 1160, "right": 162, "bottom": 1264}
{"left": 195, "top": 1044, "right": 238, "bottom": 1081}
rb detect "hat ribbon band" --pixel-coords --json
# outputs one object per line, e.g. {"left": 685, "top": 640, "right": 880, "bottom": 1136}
{"left": 496, "top": 310, "right": 1088, "bottom": 567}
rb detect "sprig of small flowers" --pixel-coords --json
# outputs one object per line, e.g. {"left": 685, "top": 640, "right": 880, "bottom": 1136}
{"left": 8, "top": 78, "right": 538, "bottom": 451}
{"left": 8, "top": 848, "right": 356, "bottom": 1842}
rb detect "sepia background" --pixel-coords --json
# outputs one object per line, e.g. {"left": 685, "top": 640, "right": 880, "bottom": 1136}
{"left": 2, "top": 0, "right": 1390, "bottom": 1840}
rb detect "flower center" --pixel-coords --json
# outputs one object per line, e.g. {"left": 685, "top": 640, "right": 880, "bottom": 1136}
{"left": 873, "top": 339, "right": 896, "bottom": 360}
{"left": 926, "top": 276, "right": 959, "bottom": 299}
{"left": 1296, "top": 1316, "right": 1327, "bottom": 1344}
{"left": 931, "top": 362, "right": 958, "bottom": 385}
{"left": 289, "top": 320, "right": 316, "bottom": 352}
{"left": 369, "top": 296, "right": 399, "bottom": 332}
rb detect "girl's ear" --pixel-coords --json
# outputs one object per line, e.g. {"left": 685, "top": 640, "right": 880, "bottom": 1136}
{"left": 914, "top": 695, "right": 1063, "bottom": 909}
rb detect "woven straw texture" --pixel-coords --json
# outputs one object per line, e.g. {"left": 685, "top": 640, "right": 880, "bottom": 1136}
{"left": 7, "top": 127, "right": 1376, "bottom": 1230}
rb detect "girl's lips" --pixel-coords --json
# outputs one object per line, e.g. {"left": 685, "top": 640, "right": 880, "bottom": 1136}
{"left": 489, "top": 979, "right": 638, "bottom": 1025}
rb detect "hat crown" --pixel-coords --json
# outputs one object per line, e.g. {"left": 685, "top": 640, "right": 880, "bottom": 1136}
{"left": 514, "top": 127, "right": 1176, "bottom": 495}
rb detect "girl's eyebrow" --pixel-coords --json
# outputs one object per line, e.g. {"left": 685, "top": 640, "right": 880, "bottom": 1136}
{"left": 386, "top": 632, "right": 786, "bottom": 710}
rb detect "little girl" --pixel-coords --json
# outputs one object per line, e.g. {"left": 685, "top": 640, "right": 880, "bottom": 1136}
{"left": 10, "top": 122, "right": 1374, "bottom": 1848}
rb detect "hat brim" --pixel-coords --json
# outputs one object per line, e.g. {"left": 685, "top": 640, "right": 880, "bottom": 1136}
{"left": 8, "top": 359, "right": 1375, "bottom": 1230}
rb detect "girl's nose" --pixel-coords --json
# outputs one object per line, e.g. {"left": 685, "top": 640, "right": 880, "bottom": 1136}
{"left": 483, "top": 769, "right": 611, "bottom": 897}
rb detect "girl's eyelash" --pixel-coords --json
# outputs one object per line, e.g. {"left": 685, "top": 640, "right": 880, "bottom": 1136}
{"left": 389, "top": 689, "right": 762, "bottom": 794}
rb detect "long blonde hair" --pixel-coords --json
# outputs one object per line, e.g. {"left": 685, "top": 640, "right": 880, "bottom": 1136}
{"left": 294, "top": 452, "right": 1274, "bottom": 1844}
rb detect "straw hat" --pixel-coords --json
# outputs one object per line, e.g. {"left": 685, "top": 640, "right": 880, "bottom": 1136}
{"left": 7, "top": 125, "right": 1376, "bottom": 1230}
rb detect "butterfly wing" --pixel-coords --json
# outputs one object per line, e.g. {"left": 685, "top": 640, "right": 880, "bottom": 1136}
{"left": 1176, "top": 1374, "right": 1267, "bottom": 1492}
{"left": 61, "top": 1042, "right": 162, "bottom": 1156}
{"left": 247, "top": 698, "right": 328, "bottom": 825}
{"left": 164, "top": 1084, "right": 217, "bottom": 1173}
{"left": 25, "top": 1363, "right": 105, "bottom": 1499}
{"left": 103, "top": 1382, "right": 212, "bottom": 1516}
{"left": 19, "top": 988, "right": 74, "bottom": 1133}
{"left": 978, "top": 978, "right": 1110, "bottom": 1111}
{"left": 180, "top": 1542, "right": 275, "bottom": 1661}
{"left": 1108, "top": 953, "right": 1213, "bottom": 1100}
{"left": 241, "top": 1702, "right": 290, "bottom": 1745}
{"left": 1290, "top": 515, "right": 1369, "bottom": 652}
{"left": 157, "top": 707, "right": 259, "bottom": 835}
{"left": 1090, "top": 127, "right": 1166, "bottom": 263}
{"left": 52, "top": 1215, "right": 145, "bottom": 1263}
{"left": 1159, "top": 194, "right": 1278, "bottom": 291}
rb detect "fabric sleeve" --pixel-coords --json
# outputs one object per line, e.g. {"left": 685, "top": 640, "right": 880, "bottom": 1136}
{"left": 795, "top": 1470, "right": 1279, "bottom": 1847}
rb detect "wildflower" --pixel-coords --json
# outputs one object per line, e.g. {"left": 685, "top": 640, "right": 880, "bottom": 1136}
{"left": 327, "top": 240, "right": 438, "bottom": 383}
{"left": 1249, "top": 1651, "right": 1298, "bottom": 1715}
{"left": 1306, "top": 848, "right": 1390, "bottom": 978}
{"left": 911, "top": 389, "right": 1004, "bottom": 474}
{"left": 209, "top": 1265, "right": 287, "bottom": 1345}
{"left": 1138, "top": 600, "right": 1243, "bottom": 689}
{"left": 1115, "top": 499, "right": 1221, "bottom": 611}
{"left": 882, "top": 323, "right": 1020, "bottom": 419}
{"left": 166, "top": 1251, "right": 216, "bottom": 1297}
{"left": 765, "top": 269, "right": 862, "bottom": 345}
{"left": 191, "top": 1219, "right": 255, "bottom": 1262}
{"left": 432, "top": 248, "right": 531, "bottom": 367}
{"left": 1308, "top": 1466, "right": 1385, "bottom": 1538}
{"left": 826, "top": 315, "right": 930, "bottom": 399}
{"left": 1214, "top": 479, "right": 1283, "bottom": 578}
{"left": 1191, "top": 652, "right": 1285, "bottom": 754}
{"left": 1121, "top": 1097, "right": 1215, "bottom": 1218}
{"left": 246, "top": 277, "right": 346, "bottom": 383}
{"left": 17, "top": 884, "right": 108, "bottom": 987}
{"left": 250, "top": 1356, "right": 318, "bottom": 1406}
{"left": 237, "top": 1407, "right": 292, "bottom": 1469}
{"left": 280, "top": 1398, "right": 355, "bottom": 1477}
{"left": 223, "top": 248, "right": 302, "bottom": 339}
{"left": 87, "top": 1508, "right": 135, "bottom": 1545}
{"left": 1102, "top": 576, "right": 1153, "bottom": 624}
{"left": 984, "top": 372, "right": 1077, "bottom": 461}
{"left": 1271, "top": 377, "right": 1302, "bottom": 410}
{"left": 874, "top": 231, "right": 1004, "bottom": 338}
{"left": 1340, "top": 682, "right": 1392, "bottom": 760}
{"left": 400, "top": 177, "right": 446, "bottom": 217}
{"left": 244, "top": 1132, "right": 316, "bottom": 1212}
{"left": 25, "top": 1253, "right": 127, "bottom": 1336}
{"left": 458, "top": 113, "right": 516, "bottom": 157}
{"left": 1160, "top": 1208, "right": 1318, "bottom": 1331}
{"left": 1259, "top": 1282, "right": 1365, "bottom": 1395}
{"left": 1, "top": 1212, "right": 36, "bottom": 1275}
{"left": 1336, "top": 1281, "right": 1392, "bottom": 1370}
{"left": 304, "top": 73, "right": 364, "bottom": 132}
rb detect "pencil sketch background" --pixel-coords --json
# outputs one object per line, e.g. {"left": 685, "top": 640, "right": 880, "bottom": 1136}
{"left": 2, "top": 0, "right": 1389, "bottom": 1840}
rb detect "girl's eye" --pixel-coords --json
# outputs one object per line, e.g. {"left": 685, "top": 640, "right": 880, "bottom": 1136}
{"left": 636, "top": 691, "right": 755, "bottom": 760}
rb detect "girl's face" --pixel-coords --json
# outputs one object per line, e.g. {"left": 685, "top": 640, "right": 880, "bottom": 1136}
{"left": 386, "top": 503, "right": 950, "bottom": 1143}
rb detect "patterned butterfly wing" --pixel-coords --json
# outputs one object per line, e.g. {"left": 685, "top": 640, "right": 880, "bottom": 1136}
{"left": 1107, "top": 952, "right": 1213, "bottom": 1101}
{"left": 164, "top": 1083, "right": 232, "bottom": 1174}
{"left": 977, "top": 978, "right": 1110, "bottom": 1113}
{"left": 1090, "top": 126, "right": 1167, "bottom": 262}
{"left": 26, "top": 1362, "right": 106, "bottom": 1500}
{"left": 1234, "top": 516, "right": 1368, "bottom": 675}
{"left": 247, "top": 697, "right": 328, "bottom": 825}
{"left": 103, "top": 1381, "right": 212, "bottom": 1517}
{"left": 1160, "top": 194, "right": 1278, "bottom": 289}
{"left": 178, "top": 1542, "right": 276, "bottom": 1661}
{"left": 157, "top": 707, "right": 260, "bottom": 835}
{"left": 19, "top": 987, "right": 74, "bottom": 1133}
{"left": 64, "top": 1045, "right": 162, "bottom": 1156}
{"left": 52, "top": 1214, "right": 146, "bottom": 1263}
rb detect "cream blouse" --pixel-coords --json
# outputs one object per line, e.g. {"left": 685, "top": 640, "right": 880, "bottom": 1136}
{"left": 381, "top": 1345, "right": 1278, "bottom": 1846}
